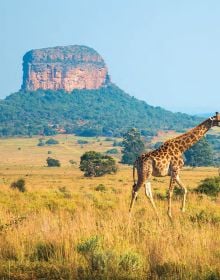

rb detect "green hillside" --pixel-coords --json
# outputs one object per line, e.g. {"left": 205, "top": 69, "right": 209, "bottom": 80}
{"left": 0, "top": 84, "right": 199, "bottom": 137}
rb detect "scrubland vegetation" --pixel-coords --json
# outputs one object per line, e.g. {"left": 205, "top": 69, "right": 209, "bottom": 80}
{"left": 0, "top": 86, "right": 199, "bottom": 137}
{"left": 0, "top": 135, "right": 219, "bottom": 279}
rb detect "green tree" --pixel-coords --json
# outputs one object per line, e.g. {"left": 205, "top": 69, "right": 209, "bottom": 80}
{"left": 43, "top": 126, "right": 57, "bottom": 136}
{"left": 184, "top": 137, "right": 214, "bottom": 167}
{"left": 80, "top": 151, "right": 117, "bottom": 177}
{"left": 46, "top": 157, "right": 61, "bottom": 167}
{"left": 121, "top": 128, "right": 145, "bottom": 165}
{"left": 45, "top": 138, "right": 59, "bottom": 145}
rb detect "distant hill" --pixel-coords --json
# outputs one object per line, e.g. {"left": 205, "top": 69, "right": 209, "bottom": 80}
{"left": 0, "top": 84, "right": 200, "bottom": 137}
{"left": 0, "top": 45, "right": 201, "bottom": 137}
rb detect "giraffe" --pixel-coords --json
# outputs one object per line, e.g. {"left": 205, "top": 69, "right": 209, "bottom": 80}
{"left": 129, "top": 112, "right": 220, "bottom": 219}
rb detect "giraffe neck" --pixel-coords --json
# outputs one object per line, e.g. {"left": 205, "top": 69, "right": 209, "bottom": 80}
{"left": 175, "top": 119, "right": 212, "bottom": 153}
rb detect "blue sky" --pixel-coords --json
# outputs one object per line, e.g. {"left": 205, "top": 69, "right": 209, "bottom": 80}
{"left": 1, "top": 0, "right": 220, "bottom": 114}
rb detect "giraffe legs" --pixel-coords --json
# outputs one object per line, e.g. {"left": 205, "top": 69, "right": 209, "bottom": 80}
{"left": 129, "top": 189, "right": 138, "bottom": 213}
{"left": 129, "top": 178, "right": 160, "bottom": 222}
{"left": 144, "top": 181, "right": 159, "bottom": 220}
{"left": 167, "top": 175, "right": 175, "bottom": 219}
{"left": 168, "top": 170, "right": 187, "bottom": 219}
{"left": 129, "top": 181, "right": 143, "bottom": 213}
{"left": 175, "top": 175, "right": 187, "bottom": 212}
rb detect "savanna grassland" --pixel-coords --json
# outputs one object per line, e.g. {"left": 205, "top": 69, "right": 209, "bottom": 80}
{"left": 0, "top": 135, "right": 219, "bottom": 279}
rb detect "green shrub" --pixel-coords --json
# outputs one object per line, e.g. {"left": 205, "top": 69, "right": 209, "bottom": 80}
{"left": 106, "top": 148, "right": 118, "bottom": 154}
{"left": 113, "top": 140, "right": 123, "bottom": 147}
{"left": 190, "top": 210, "right": 220, "bottom": 225}
{"left": 37, "top": 139, "right": 45, "bottom": 146}
{"left": 69, "top": 159, "right": 77, "bottom": 165}
{"left": 10, "top": 179, "right": 26, "bottom": 192}
{"left": 77, "top": 236, "right": 101, "bottom": 255}
{"left": 58, "top": 186, "right": 72, "bottom": 199}
{"left": 77, "top": 139, "right": 89, "bottom": 145}
{"left": 47, "top": 150, "right": 52, "bottom": 154}
{"left": 95, "top": 184, "right": 106, "bottom": 192}
{"left": 32, "top": 242, "right": 56, "bottom": 261}
{"left": 77, "top": 236, "right": 116, "bottom": 276}
{"left": 46, "top": 157, "right": 61, "bottom": 167}
{"left": 105, "top": 137, "right": 113, "bottom": 141}
{"left": 45, "top": 138, "right": 59, "bottom": 145}
{"left": 150, "top": 262, "right": 187, "bottom": 279}
{"left": 165, "top": 186, "right": 184, "bottom": 200}
{"left": 0, "top": 243, "right": 18, "bottom": 260}
{"left": 119, "top": 251, "right": 143, "bottom": 272}
{"left": 46, "top": 200, "right": 59, "bottom": 212}
{"left": 156, "top": 192, "right": 167, "bottom": 201}
{"left": 195, "top": 177, "right": 220, "bottom": 197}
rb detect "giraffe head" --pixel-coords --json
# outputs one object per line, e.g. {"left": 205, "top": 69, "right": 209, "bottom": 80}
{"left": 210, "top": 112, "right": 220, "bottom": 127}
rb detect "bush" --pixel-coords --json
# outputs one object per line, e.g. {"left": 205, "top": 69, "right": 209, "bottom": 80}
{"left": 10, "top": 179, "right": 26, "bottom": 192}
{"left": 37, "top": 139, "right": 45, "bottom": 146}
{"left": 113, "top": 140, "right": 123, "bottom": 147}
{"left": 119, "top": 251, "right": 143, "bottom": 272}
{"left": 106, "top": 148, "right": 118, "bottom": 154}
{"left": 156, "top": 192, "right": 167, "bottom": 201}
{"left": 195, "top": 177, "right": 220, "bottom": 197}
{"left": 150, "top": 262, "right": 188, "bottom": 279}
{"left": 77, "top": 236, "right": 116, "bottom": 276}
{"left": 190, "top": 210, "right": 220, "bottom": 225}
{"left": 45, "top": 138, "right": 59, "bottom": 145}
{"left": 58, "top": 186, "right": 72, "bottom": 199}
{"left": 31, "top": 242, "right": 56, "bottom": 261}
{"left": 76, "top": 236, "right": 144, "bottom": 279}
{"left": 46, "top": 157, "right": 61, "bottom": 167}
{"left": 69, "top": 159, "right": 77, "bottom": 165}
{"left": 77, "top": 139, "right": 88, "bottom": 145}
{"left": 95, "top": 184, "right": 106, "bottom": 192}
{"left": 77, "top": 236, "right": 101, "bottom": 255}
{"left": 80, "top": 151, "right": 117, "bottom": 177}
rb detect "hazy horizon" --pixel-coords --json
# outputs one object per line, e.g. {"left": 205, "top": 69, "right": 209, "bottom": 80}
{"left": 1, "top": 0, "right": 220, "bottom": 114}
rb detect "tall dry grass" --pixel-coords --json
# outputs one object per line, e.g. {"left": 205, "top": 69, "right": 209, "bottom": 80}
{"left": 0, "top": 176, "right": 219, "bottom": 279}
{"left": 0, "top": 136, "right": 219, "bottom": 279}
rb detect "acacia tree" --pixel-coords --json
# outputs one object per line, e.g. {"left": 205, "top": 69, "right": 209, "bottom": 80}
{"left": 80, "top": 151, "right": 117, "bottom": 177}
{"left": 184, "top": 137, "right": 214, "bottom": 167}
{"left": 121, "top": 128, "right": 145, "bottom": 165}
{"left": 46, "top": 157, "right": 61, "bottom": 167}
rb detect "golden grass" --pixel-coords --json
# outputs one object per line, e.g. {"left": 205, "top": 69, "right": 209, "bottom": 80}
{"left": 0, "top": 136, "right": 219, "bottom": 279}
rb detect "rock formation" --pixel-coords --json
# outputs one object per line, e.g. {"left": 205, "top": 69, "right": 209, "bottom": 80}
{"left": 21, "top": 45, "right": 110, "bottom": 92}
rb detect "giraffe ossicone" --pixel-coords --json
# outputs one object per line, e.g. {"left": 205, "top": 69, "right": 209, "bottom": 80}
{"left": 129, "top": 112, "right": 220, "bottom": 219}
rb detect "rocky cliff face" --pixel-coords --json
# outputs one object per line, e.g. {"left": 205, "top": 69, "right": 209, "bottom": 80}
{"left": 21, "top": 45, "right": 110, "bottom": 92}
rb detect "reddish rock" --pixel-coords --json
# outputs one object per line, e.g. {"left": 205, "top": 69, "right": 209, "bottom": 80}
{"left": 21, "top": 45, "right": 110, "bottom": 92}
